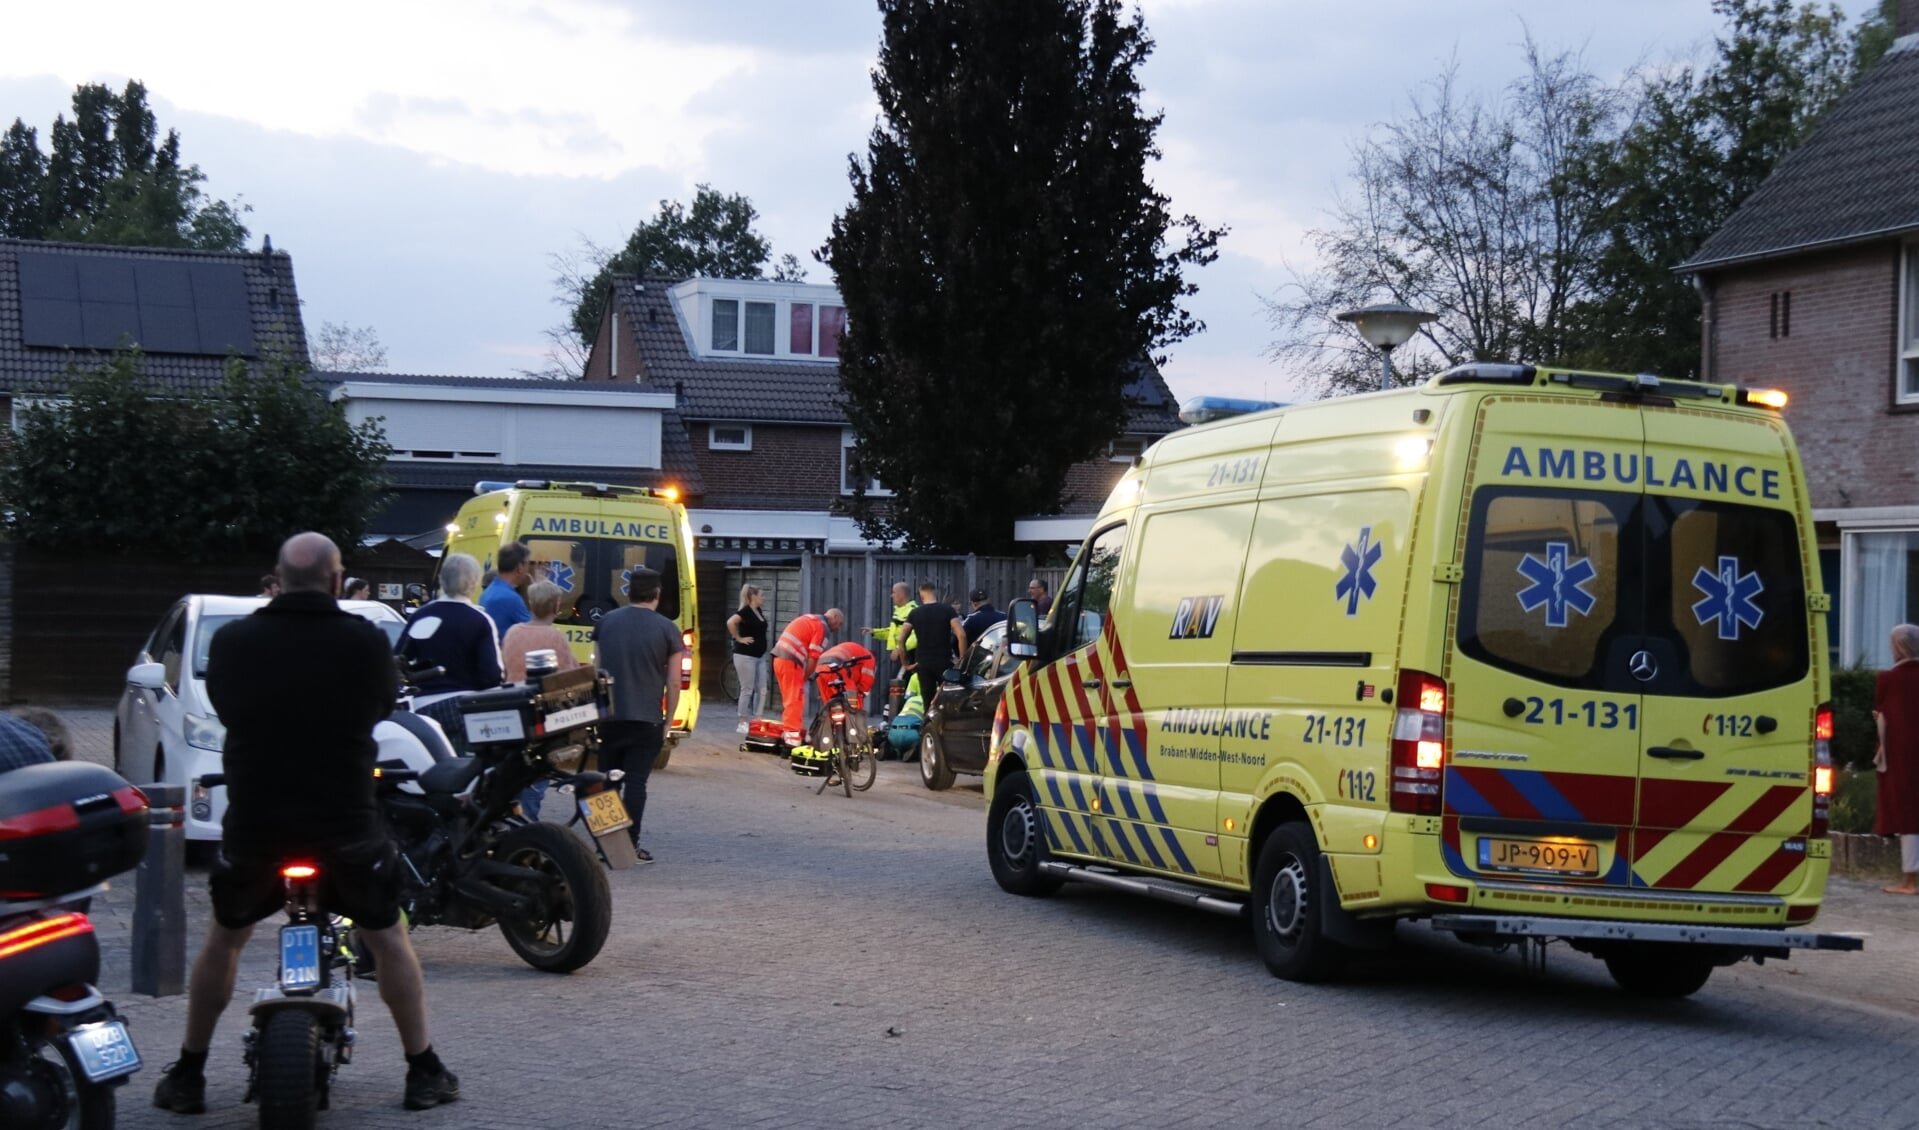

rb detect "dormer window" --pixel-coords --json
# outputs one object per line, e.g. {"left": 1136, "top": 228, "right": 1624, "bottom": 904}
{"left": 712, "top": 299, "right": 739, "bottom": 351}
{"left": 744, "top": 301, "right": 775, "bottom": 354}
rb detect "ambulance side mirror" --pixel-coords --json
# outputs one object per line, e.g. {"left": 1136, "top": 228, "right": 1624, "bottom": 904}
{"left": 1007, "top": 599, "right": 1040, "bottom": 659}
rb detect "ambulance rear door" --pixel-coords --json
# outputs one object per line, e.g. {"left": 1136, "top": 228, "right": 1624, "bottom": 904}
{"left": 1449, "top": 399, "right": 1645, "bottom": 890}
{"left": 1630, "top": 410, "right": 1816, "bottom": 896}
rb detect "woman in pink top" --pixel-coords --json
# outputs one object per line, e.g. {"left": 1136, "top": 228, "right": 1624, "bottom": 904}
{"left": 501, "top": 580, "right": 582, "bottom": 682}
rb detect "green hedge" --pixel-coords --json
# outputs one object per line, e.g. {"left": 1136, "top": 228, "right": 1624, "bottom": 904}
{"left": 1831, "top": 663, "right": 1877, "bottom": 769}
{"left": 1832, "top": 768, "right": 1876, "bottom": 835}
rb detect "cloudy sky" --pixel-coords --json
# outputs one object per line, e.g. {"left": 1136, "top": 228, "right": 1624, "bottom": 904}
{"left": 0, "top": 0, "right": 1882, "bottom": 403}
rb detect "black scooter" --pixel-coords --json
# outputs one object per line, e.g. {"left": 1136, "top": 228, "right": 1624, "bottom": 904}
{"left": 0, "top": 761, "right": 150, "bottom": 1130}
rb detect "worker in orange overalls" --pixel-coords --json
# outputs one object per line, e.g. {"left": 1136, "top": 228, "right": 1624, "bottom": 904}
{"left": 772, "top": 608, "right": 845, "bottom": 740}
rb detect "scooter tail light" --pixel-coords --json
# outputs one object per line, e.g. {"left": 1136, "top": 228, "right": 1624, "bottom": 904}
{"left": 281, "top": 863, "right": 318, "bottom": 880}
{"left": 0, "top": 912, "right": 93, "bottom": 960}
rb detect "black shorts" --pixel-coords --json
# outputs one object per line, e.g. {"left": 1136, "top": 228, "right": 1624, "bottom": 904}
{"left": 210, "top": 837, "right": 404, "bottom": 931}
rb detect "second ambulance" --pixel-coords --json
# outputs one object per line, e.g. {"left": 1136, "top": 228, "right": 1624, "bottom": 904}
{"left": 985, "top": 363, "right": 1861, "bottom": 996}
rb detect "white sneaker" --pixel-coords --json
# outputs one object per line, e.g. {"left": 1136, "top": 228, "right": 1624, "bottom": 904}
{"left": 736, "top": 721, "right": 750, "bottom": 734}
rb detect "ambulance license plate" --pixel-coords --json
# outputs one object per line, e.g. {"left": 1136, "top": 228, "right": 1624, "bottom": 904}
{"left": 1477, "top": 837, "right": 1598, "bottom": 877}
{"left": 66, "top": 1019, "right": 140, "bottom": 1082}
{"left": 579, "top": 790, "right": 632, "bottom": 836}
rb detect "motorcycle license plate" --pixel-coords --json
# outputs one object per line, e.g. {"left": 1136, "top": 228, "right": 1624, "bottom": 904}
{"left": 579, "top": 790, "right": 632, "bottom": 836}
{"left": 279, "top": 924, "right": 322, "bottom": 991}
{"left": 67, "top": 1019, "right": 140, "bottom": 1083}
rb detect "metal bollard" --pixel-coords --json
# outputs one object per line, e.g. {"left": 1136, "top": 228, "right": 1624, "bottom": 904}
{"left": 131, "top": 783, "right": 187, "bottom": 997}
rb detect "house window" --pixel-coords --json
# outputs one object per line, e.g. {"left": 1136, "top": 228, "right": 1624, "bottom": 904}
{"left": 820, "top": 305, "right": 846, "bottom": 360}
{"left": 1902, "top": 244, "right": 1919, "bottom": 401}
{"left": 841, "top": 428, "right": 890, "bottom": 495}
{"left": 744, "top": 301, "right": 776, "bottom": 355}
{"left": 791, "top": 303, "right": 815, "bottom": 354}
{"left": 709, "top": 424, "right": 752, "bottom": 452}
{"left": 1108, "top": 437, "right": 1147, "bottom": 463}
{"left": 1769, "top": 291, "right": 1791, "bottom": 339}
{"left": 712, "top": 299, "right": 739, "bottom": 352}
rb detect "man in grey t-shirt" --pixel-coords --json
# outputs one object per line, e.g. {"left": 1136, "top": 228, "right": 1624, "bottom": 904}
{"left": 593, "top": 566, "right": 684, "bottom": 863}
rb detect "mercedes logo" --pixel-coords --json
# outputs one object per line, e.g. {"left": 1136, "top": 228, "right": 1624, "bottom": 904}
{"left": 1628, "top": 650, "right": 1658, "bottom": 682}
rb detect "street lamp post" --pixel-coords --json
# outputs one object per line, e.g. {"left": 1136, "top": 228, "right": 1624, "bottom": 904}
{"left": 1336, "top": 303, "right": 1437, "bottom": 389}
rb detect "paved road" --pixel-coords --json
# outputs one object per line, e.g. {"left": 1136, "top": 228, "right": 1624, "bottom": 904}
{"left": 33, "top": 703, "right": 1919, "bottom": 1128}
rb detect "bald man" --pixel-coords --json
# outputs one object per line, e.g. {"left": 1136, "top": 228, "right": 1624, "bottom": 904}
{"left": 154, "top": 532, "right": 459, "bottom": 1114}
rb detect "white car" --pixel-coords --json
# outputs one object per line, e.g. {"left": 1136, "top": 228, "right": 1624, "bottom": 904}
{"left": 113, "top": 594, "right": 407, "bottom": 842}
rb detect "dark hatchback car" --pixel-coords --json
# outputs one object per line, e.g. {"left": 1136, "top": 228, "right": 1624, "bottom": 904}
{"left": 919, "top": 621, "right": 1026, "bottom": 790}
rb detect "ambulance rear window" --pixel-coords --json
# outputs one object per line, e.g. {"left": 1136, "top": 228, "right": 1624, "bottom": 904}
{"left": 1459, "top": 489, "right": 1631, "bottom": 687}
{"left": 1461, "top": 487, "right": 1809, "bottom": 695}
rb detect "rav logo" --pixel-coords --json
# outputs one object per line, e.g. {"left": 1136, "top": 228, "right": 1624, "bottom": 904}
{"left": 1169, "top": 595, "right": 1224, "bottom": 639}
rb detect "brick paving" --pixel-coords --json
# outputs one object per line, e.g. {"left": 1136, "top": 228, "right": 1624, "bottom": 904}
{"left": 24, "top": 701, "right": 1919, "bottom": 1128}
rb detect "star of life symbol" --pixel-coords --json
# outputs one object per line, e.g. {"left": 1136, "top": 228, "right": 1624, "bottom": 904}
{"left": 1691, "top": 554, "right": 1764, "bottom": 641}
{"left": 1515, "top": 541, "right": 1598, "bottom": 629}
{"left": 544, "top": 561, "right": 575, "bottom": 593}
{"left": 1335, "top": 526, "right": 1383, "bottom": 617}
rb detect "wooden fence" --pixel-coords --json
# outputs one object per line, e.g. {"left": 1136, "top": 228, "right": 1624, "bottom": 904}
{"left": 696, "top": 552, "right": 1041, "bottom": 713}
{"left": 5, "top": 542, "right": 437, "bottom": 703}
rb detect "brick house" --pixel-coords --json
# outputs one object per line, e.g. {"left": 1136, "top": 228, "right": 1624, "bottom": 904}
{"left": 581, "top": 274, "right": 1182, "bottom": 566}
{"left": 0, "top": 237, "right": 307, "bottom": 435}
{"left": 1680, "top": 7, "right": 1919, "bottom": 667}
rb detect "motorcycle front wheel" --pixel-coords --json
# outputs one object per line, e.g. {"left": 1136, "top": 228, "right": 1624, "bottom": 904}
{"left": 493, "top": 822, "right": 612, "bottom": 973}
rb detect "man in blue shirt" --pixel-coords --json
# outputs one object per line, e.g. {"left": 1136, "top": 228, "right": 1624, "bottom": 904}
{"left": 480, "top": 540, "right": 533, "bottom": 639}
{"left": 961, "top": 589, "right": 1006, "bottom": 647}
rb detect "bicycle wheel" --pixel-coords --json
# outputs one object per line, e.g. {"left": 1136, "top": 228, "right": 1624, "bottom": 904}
{"left": 719, "top": 658, "right": 741, "bottom": 703}
{"left": 846, "top": 741, "right": 878, "bottom": 791}
{"left": 836, "top": 743, "right": 853, "bottom": 797}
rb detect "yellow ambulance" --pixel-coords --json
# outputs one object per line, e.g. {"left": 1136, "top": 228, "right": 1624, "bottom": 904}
{"left": 985, "top": 364, "right": 1860, "bottom": 995}
{"left": 441, "top": 480, "right": 699, "bottom": 748}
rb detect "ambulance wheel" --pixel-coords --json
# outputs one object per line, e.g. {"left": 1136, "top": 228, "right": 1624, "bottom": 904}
{"left": 1251, "top": 822, "right": 1344, "bottom": 982}
{"left": 987, "top": 770, "right": 1062, "bottom": 896}
{"left": 1603, "top": 944, "right": 1714, "bottom": 998}
{"left": 920, "top": 731, "right": 956, "bottom": 791}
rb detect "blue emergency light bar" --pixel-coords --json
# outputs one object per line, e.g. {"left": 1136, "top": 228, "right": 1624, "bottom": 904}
{"left": 1177, "top": 396, "right": 1285, "bottom": 426}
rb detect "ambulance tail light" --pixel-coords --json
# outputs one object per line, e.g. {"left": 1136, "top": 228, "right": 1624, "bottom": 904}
{"left": 680, "top": 631, "right": 695, "bottom": 690}
{"left": 1391, "top": 669, "right": 1447, "bottom": 815}
{"left": 1812, "top": 703, "right": 1834, "bottom": 837}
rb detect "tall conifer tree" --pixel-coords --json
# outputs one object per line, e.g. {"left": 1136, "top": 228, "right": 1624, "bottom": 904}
{"left": 824, "top": 0, "right": 1221, "bottom": 552}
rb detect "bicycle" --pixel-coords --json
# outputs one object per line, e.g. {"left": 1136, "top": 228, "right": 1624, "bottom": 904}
{"left": 809, "top": 658, "right": 877, "bottom": 797}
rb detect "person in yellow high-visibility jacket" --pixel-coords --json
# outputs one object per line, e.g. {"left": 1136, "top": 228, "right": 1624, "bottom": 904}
{"left": 866, "top": 582, "right": 917, "bottom": 673}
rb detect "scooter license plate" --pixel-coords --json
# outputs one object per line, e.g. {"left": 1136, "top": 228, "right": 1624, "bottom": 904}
{"left": 67, "top": 1019, "right": 140, "bottom": 1083}
{"left": 579, "top": 790, "right": 632, "bottom": 836}
{"left": 279, "top": 924, "right": 322, "bottom": 992}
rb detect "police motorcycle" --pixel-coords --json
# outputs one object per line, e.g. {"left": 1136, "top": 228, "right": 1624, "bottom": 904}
{"left": 0, "top": 762, "right": 149, "bottom": 1130}
{"left": 359, "top": 654, "right": 624, "bottom": 973}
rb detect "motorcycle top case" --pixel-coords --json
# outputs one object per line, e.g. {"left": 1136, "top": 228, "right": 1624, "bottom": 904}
{"left": 0, "top": 762, "right": 148, "bottom": 901}
{"left": 457, "top": 666, "right": 605, "bottom": 748}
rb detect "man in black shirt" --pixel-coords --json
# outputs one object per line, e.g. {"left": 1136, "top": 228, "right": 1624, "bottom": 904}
{"left": 154, "top": 533, "right": 459, "bottom": 1114}
{"left": 904, "top": 580, "right": 967, "bottom": 698}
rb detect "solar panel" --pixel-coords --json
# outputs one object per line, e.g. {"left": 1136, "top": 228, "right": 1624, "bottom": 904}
{"left": 187, "top": 262, "right": 255, "bottom": 355}
{"left": 137, "top": 303, "right": 200, "bottom": 353}
{"left": 75, "top": 258, "right": 138, "bottom": 304}
{"left": 81, "top": 301, "right": 139, "bottom": 350}
{"left": 12, "top": 250, "right": 258, "bottom": 355}
{"left": 19, "top": 297, "right": 83, "bottom": 348}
